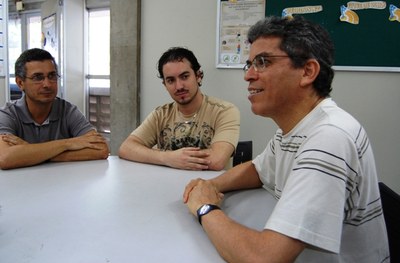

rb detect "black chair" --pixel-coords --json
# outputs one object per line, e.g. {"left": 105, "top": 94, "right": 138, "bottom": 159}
{"left": 379, "top": 182, "right": 400, "bottom": 262}
{"left": 233, "top": 141, "right": 253, "bottom": 166}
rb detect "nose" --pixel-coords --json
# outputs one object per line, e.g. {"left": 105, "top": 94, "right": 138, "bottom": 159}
{"left": 41, "top": 76, "right": 58, "bottom": 89}
{"left": 175, "top": 78, "right": 185, "bottom": 90}
{"left": 42, "top": 76, "right": 52, "bottom": 86}
{"left": 244, "top": 66, "right": 258, "bottom": 82}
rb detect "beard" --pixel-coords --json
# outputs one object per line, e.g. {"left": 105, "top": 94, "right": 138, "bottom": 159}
{"left": 175, "top": 86, "right": 199, "bottom": 105}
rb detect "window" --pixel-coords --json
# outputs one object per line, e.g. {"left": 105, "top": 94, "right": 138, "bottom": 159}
{"left": 8, "top": 16, "right": 22, "bottom": 100}
{"left": 8, "top": 13, "right": 42, "bottom": 100}
{"left": 27, "top": 14, "right": 42, "bottom": 49}
{"left": 8, "top": 16, "right": 22, "bottom": 76}
{"left": 87, "top": 8, "right": 110, "bottom": 134}
{"left": 88, "top": 9, "right": 110, "bottom": 79}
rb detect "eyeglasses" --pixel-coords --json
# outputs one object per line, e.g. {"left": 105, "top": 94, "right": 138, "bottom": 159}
{"left": 24, "top": 72, "right": 60, "bottom": 83}
{"left": 243, "top": 55, "right": 291, "bottom": 73}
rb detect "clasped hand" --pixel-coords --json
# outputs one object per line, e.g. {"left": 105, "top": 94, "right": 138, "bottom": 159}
{"left": 63, "top": 131, "right": 106, "bottom": 151}
{"left": 183, "top": 178, "right": 224, "bottom": 216}
{"left": 166, "top": 147, "right": 211, "bottom": 170}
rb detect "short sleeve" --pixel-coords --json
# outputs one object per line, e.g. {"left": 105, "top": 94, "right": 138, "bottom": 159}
{"left": 66, "top": 104, "right": 95, "bottom": 136}
{"left": 131, "top": 110, "right": 159, "bottom": 148}
{"left": 0, "top": 107, "right": 17, "bottom": 135}
{"left": 211, "top": 104, "right": 240, "bottom": 148}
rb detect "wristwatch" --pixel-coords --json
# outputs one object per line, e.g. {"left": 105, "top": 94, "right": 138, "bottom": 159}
{"left": 196, "top": 204, "right": 221, "bottom": 225}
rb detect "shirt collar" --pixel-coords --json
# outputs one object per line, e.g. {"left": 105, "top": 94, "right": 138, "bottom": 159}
{"left": 16, "top": 94, "right": 60, "bottom": 124}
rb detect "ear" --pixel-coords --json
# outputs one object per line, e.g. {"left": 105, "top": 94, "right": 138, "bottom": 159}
{"left": 15, "top": 77, "right": 25, "bottom": 92}
{"left": 300, "top": 59, "right": 320, "bottom": 87}
{"left": 195, "top": 70, "right": 203, "bottom": 87}
{"left": 196, "top": 69, "right": 204, "bottom": 81}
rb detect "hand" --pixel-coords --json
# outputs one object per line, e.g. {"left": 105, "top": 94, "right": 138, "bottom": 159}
{"left": 63, "top": 132, "right": 106, "bottom": 151}
{"left": 165, "top": 147, "right": 211, "bottom": 170}
{"left": 183, "top": 178, "right": 204, "bottom": 203}
{"left": 1, "top": 134, "right": 29, "bottom": 146}
{"left": 183, "top": 178, "right": 224, "bottom": 216}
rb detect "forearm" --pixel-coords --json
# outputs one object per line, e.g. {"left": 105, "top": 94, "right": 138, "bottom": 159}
{"left": 202, "top": 142, "right": 235, "bottom": 171}
{"left": 0, "top": 140, "right": 69, "bottom": 169}
{"left": 50, "top": 142, "right": 109, "bottom": 162}
{"left": 119, "top": 141, "right": 165, "bottom": 165}
{"left": 203, "top": 154, "right": 228, "bottom": 171}
{"left": 120, "top": 136, "right": 211, "bottom": 170}
{"left": 212, "top": 161, "right": 262, "bottom": 193}
{"left": 202, "top": 211, "right": 265, "bottom": 263}
{"left": 202, "top": 211, "right": 304, "bottom": 263}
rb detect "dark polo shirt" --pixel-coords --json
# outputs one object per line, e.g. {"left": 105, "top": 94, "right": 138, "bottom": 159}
{"left": 0, "top": 95, "right": 94, "bottom": 143}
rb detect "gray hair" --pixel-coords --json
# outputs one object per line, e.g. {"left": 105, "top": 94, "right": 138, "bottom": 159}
{"left": 247, "top": 16, "right": 335, "bottom": 97}
{"left": 15, "top": 48, "right": 58, "bottom": 79}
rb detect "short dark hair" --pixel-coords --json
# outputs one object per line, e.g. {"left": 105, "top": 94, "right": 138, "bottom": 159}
{"left": 157, "top": 47, "right": 203, "bottom": 81}
{"left": 247, "top": 16, "right": 335, "bottom": 97}
{"left": 15, "top": 48, "right": 58, "bottom": 79}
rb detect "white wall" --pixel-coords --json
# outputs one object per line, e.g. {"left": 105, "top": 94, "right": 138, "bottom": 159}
{"left": 141, "top": 0, "right": 400, "bottom": 193}
{"left": 332, "top": 71, "right": 400, "bottom": 193}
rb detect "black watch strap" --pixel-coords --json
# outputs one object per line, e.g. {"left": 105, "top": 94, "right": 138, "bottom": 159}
{"left": 196, "top": 204, "right": 221, "bottom": 225}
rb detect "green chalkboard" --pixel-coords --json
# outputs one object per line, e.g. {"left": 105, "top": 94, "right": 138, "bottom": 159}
{"left": 265, "top": 1, "right": 400, "bottom": 69}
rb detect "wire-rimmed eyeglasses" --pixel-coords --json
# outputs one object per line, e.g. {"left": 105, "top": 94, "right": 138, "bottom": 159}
{"left": 24, "top": 72, "right": 60, "bottom": 83}
{"left": 243, "top": 55, "right": 291, "bottom": 73}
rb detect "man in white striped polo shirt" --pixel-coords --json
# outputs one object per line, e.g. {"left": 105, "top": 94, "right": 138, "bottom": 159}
{"left": 184, "top": 16, "right": 389, "bottom": 263}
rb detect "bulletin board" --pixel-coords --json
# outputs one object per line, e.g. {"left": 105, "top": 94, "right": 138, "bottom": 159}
{"left": 266, "top": 1, "right": 400, "bottom": 71}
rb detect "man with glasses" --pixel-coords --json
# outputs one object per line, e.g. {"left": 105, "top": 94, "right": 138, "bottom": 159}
{"left": 0, "top": 48, "right": 109, "bottom": 169}
{"left": 183, "top": 16, "right": 389, "bottom": 262}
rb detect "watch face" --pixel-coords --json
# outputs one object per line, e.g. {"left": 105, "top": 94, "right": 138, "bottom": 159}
{"left": 199, "top": 204, "right": 211, "bottom": 215}
{"left": 197, "top": 204, "right": 220, "bottom": 225}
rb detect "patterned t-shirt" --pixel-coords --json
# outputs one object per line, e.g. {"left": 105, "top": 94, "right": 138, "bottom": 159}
{"left": 132, "top": 95, "right": 240, "bottom": 151}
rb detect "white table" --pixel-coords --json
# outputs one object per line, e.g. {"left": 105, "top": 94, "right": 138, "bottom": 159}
{"left": 0, "top": 156, "right": 277, "bottom": 263}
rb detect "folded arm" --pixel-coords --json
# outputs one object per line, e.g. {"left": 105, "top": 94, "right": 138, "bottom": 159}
{"left": 49, "top": 130, "right": 109, "bottom": 162}
{"left": 201, "top": 141, "right": 235, "bottom": 171}
{"left": 118, "top": 135, "right": 210, "bottom": 170}
{"left": 0, "top": 130, "right": 109, "bottom": 170}
{"left": 201, "top": 211, "right": 305, "bottom": 263}
{"left": 183, "top": 161, "right": 262, "bottom": 203}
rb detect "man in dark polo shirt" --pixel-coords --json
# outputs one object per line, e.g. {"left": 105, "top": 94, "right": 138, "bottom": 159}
{"left": 0, "top": 48, "right": 109, "bottom": 170}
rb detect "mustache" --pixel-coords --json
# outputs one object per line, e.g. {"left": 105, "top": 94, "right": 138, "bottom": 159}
{"left": 174, "top": 88, "right": 188, "bottom": 94}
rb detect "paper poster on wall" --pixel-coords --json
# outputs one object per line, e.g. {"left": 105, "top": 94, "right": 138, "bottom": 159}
{"left": 217, "top": 0, "right": 266, "bottom": 68}
{"left": 42, "top": 13, "right": 58, "bottom": 63}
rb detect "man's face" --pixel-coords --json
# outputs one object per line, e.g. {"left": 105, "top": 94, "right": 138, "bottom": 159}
{"left": 16, "top": 60, "right": 58, "bottom": 105}
{"left": 162, "top": 58, "right": 202, "bottom": 105}
{"left": 244, "top": 37, "right": 303, "bottom": 119}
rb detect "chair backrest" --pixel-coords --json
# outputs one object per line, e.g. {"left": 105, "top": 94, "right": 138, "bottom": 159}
{"left": 233, "top": 141, "right": 253, "bottom": 166}
{"left": 379, "top": 182, "right": 400, "bottom": 262}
